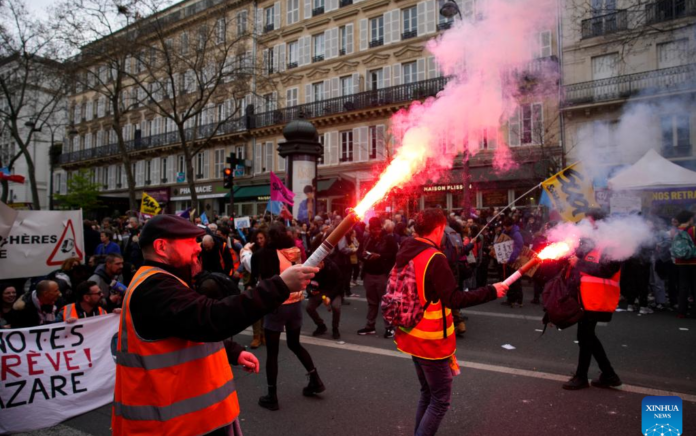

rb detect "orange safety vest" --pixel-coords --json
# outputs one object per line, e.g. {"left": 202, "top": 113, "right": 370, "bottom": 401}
{"left": 579, "top": 249, "right": 621, "bottom": 313}
{"left": 395, "top": 244, "right": 456, "bottom": 360}
{"left": 112, "top": 266, "right": 239, "bottom": 436}
{"left": 61, "top": 303, "right": 106, "bottom": 319}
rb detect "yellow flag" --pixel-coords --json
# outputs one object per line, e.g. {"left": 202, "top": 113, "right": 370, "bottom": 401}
{"left": 541, "top": 162, "right": 598, "bottom": 222}
{"left": 140, "top": 192, "right": 162, "bottom": 216}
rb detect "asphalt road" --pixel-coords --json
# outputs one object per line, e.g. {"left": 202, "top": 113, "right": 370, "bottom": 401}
{"left": 14, "top": 283, "right": 696, "bottom": 436}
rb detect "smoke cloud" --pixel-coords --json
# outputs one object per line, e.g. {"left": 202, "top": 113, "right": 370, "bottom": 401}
{"left": 389, "top": 0, "right": 558, "bottom": 184}
{"left": 546, "top": 215, "right": 655, "bottom": 261}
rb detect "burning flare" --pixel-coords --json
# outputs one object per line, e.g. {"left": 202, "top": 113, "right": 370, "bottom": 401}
{"left": 538, "top": 242, "right": 572, "bottom": 260}
{"left": 354, "top": 127, "right": 432, "bottom": 218}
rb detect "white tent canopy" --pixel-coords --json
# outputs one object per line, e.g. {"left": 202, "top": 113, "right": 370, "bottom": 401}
{"left": 608, "top": 149, "right": 696, "bottom": 190}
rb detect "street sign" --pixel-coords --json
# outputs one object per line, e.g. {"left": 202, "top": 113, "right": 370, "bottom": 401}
{"left": 176, "top": 172, "right": 185, "bottom": 183}
{"left": 234, "top": 164, "right": 245, "bottom": 177}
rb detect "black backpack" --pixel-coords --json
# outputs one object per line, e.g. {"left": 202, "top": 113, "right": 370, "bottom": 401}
{"left": 541, "top": 267, "right": 584, "bottom": 331}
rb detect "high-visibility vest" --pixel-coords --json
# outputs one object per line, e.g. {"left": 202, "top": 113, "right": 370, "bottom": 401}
{"left": 395, "top": 243, "right": 456, "bottom": 360}
{"left": 579, "top": 249, "right": 621, "bottom": 313}
{"left": 61, "top": 303, "right": 106, "bottom": 320}
{"left": 230, "top": 247, "right": 241, "bottom": 275}
{"left": 112, "top": 266, "right": 239, "bottom": 436}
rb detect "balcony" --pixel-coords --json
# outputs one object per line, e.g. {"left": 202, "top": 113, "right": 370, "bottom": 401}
{"left": 581, "top": 9, "right": 628, "bottom": 38}
{"left": 646, "top": 0, "right": 696, "bottom": 24}
{"left": 401, "top": 30, "right": 418, "bottom": 40}
{"left": 563, "top": 63, "right": 696, "bottom": 107}
{"left": 312, "top": 55, "right": 325, "bottom": 63}
{"left": 339, "top": 48, "right": 346, "bottom": 56}
{"left": 59, "top": 117, "right": 246, "bottom": 164}
{"left": 369, "top": 38, "right": 384, "bottom": 48}
{"left": 263, "top": 23, "right": 274, "bottom": 33}
{"left": 339, "top": 0, "right": 352, "bottom": 7}
{"left": 312, "top": 6, "right": 324, "bottom": 16}
{"left": 436, "top": 21, "right": 453, "bottom": 31}
{"left": 662, "top": 142, "right": 692, "bottom": 158}
{"left": 253, "top": 76, "right": 448, "bottom": 128}
{"left": 287, "top": 62, "right": 298, "bottom": 69}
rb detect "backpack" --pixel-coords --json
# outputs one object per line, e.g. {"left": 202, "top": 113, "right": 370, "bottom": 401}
{"left": 541, "top": 267, "right": 584, "bottom": 331}
{"left": 382, "top": 250, "right": 443, "bottom": 329}
{"left": 441, "top": 227, "right": 463, "bottom": 266}
{"left": 670, "top": 227, "right": 696, "bottom": 260}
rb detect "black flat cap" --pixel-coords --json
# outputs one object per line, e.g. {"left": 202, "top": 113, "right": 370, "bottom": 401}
{"left": 139, "top": 215, "right": 206, "bottom": 248}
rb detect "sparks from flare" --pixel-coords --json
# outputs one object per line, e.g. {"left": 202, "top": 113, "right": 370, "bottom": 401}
{"left": 537, "top": 242, "right": 572, "bottom": 260}
{"left": 354, "top": 127, "right": 432, "bottom": 218}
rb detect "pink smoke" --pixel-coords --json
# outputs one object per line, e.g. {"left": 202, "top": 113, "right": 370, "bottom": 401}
{"left": 389, "top": 0, "right": 558, "bottom": 175}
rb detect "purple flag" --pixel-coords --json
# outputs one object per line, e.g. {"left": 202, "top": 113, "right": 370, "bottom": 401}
{"left": 270, "top": 172, "right": 295, "bottom": 206}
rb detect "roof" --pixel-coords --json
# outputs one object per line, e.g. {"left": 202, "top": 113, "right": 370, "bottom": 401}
{"left": 608, "top": 149, "right": 696, "bottom": 190}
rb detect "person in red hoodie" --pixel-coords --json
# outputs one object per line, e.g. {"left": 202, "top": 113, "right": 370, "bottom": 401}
{"left": 393, "top": 208, "right": 509, "bottom": 436}
{"left": 674, "top": 210, "right": 696, "bottom": 319}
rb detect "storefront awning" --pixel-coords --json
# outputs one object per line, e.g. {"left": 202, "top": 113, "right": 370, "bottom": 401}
{"left": 227, "top": 185, "right": 271, "bottom": 201}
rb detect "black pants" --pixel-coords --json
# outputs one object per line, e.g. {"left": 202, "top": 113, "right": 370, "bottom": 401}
{"left": 502, "top": 265, "right": 523, "bottom": 304}
{"left": 306, "top": 294, "right": 342, "bottom": 329}
{"left": 622, "top": 259, "right": 650, "bottom": 307}
{"left": 576, "top": 319, "right": 615, "bottom": 379}
{"left": 351, "top": 263, "right": 360, "bottom": 281}
{"left": 264, "top": 328, "right": 315, "bottom": 387}
{"left": 677, "top": 264, "right": 696, "bottom": 316}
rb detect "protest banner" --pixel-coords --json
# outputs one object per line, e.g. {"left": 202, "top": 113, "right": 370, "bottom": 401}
{"left": 0, "top": 315, "right": 119, "bottom": 434}
{"left": 541, "top": 163, "right": 597, "bottom": 223}
{"left": 491, "top": 234, "right": 539, "bottom": 277}
{"left": 140, "top": 192, "right": 162, "bottom": 216}
{"left": 493, "top": 239, "right": 515, "bottom": 264}
{"left": 0, "top": 207, "right": 84, "bottom": 280}
{"left": 234, "top": 216, "right": 251, "bottom": 229}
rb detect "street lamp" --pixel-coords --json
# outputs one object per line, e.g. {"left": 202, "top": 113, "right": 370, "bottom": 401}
{"left": 439, "top": 0, "right": 462, "bottom": 20}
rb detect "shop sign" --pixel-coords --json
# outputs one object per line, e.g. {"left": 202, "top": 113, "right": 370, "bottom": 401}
{"left": 179, "top": 185, "right": 213, "bottom": 195}
{"left": 145, "top": 187, "right": 170, "bottom": 203}
{"left": 423, "top": 184, "right": 464, "bottom": 193}
{"left": 256, "top": 195, "right": 271, "bottom": 202}
{"left": 649, "top": 188, "right": 696, "bottom": 203}
{"left": 176, "top": 172, "right": 185, "bottom": 183}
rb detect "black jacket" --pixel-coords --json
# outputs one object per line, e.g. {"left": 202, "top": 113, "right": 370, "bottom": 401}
{"left": 361, "top": 231, "right": 398, "bottom": 276}
{"left": 312, "top": 257, "right": 343, "bottom": 299}
{"left": 396, "top": 238, "right": 497, "bottom": 309}
{"left": 128, "top": 261, "right": 291, "bottom": 342}
{"left": 11, "top": 292, "right": 57, "bottom": 329}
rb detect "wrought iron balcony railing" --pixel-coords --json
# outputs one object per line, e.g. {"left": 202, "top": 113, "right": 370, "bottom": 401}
{"left": 339, "top": 0, "right": 352, "bottom": 7}
{"left": 263, "top": 23, "right": 275, "bottom": 33}
{"left": 646, "top": 0, "right": 696, "bottom": 24}
{"left": 563, "top": 63, "right": 696, "bottom": 106}
{"left": 581, "top": 9, "right": 628, "bottom": 38}
{"left": 312, "top": 55, "right": 325, "bottom": 63}
{"left": 369, "top": 38, "right": 384, "bottom": 48}
{"left": 339, "top": 48, "right": 346, "bottom": 56}
{"left": 253, "top": 76, "right": 448, "bottom": 129}
{"left": 312, "top": 6, "right": 324, "bottom": 16}
{"left": 401, "top": 30, "right": 418, "bottom": 40}
{"left": 436, "top": 21, "right": 453, "bottom": 31}
{"left": 662, "top": 142, "right": 692, "bottom": 158}
{"left": 287, "top": 62, "right": 298, "bottom": 69}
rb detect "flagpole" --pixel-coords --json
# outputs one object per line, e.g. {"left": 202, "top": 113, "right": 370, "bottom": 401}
{"left": 473, "top": 182, "right": 542, "bottom": 240}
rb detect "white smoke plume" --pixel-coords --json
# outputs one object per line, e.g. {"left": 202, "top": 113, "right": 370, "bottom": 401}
{"left": 546, "top": 215, "right": 655, "bottom": 261}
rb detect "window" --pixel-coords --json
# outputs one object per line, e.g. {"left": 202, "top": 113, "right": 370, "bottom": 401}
{"left": 313, "top": 0, "right": 325, "bottom": 15}
{"left": 479, "top": 127, "right": 498, "bottom": 150}
{"left": 286, "top": 87, "right": 299, "bottom": 107}
{"left": 437, "top": 0, "right": 454, "bottom": 29}
{"left": 263, "top": 93, "right": 276, "bottom": 112}
{"left": 340, "top": 130, "right": 353, "bottom": 162}
{"left": 145, "top": 160, "right": 152, "bottom": 184}
{"left": 658, "top": 39, "right": 688, "bottom": 69}
{"left": 312, "top": 82, "right": 324, "bottom": 102}
{"left": 161, "top": 157, "right": 168, "bottom": 182}
{"left": 402, "top": 7, "right": 417, "bottom": 39}
{"left": 264, "top": 6, "right": 274, "bottom": 31}
{"left": 287, "top": 0, "right": 299, "bottom": 24}
{"left": 340, "top": 76, "right": 353, "bottom": 96}
{"left": 196, "top": 152, "right": 207, "bottom": 179}
{"left": 237, "top": 11, "right": 248, "bottom": 36}
{"left": 265, "top": 48, "right": 275, "bottom": 74}
{"left": 368, "top": 126, "right": 378, "bottom": 159}
{"left": 214, "top": 148, "right": 225, "bottom": 177}
{"left": 534, "top": 31, "right": 552, "bottom": 58}
{"left": 370, "top": 16, "right": 384, "bottom": 46}
{"left": 102, "top": 166, "right": 109, "bottom": 187}
{"left": 402, "top": 62, "right": 417, "bottom": 84}
{"left": 180, "top": 32, "right": 189, "bottom": 56}
{"left": 215, "top": 18, "right": 226, "bottom": 44}
{"left": 177, "top": 155, "right": 186, "bottom": 182}
{"left": 235, "top": 145, "right": 246, "bottom": 160}
{"left": 509, "top": 103, "right": 543, "bottom": 145}
{"left": 661, "top": 114, "right": 691, "bottom": 153}
{"left": 369, "top": 69, "right": 383, "bottom": 90}
{"left": 287, "top": 41, "right": 299, "bottom": 68}
{"left": 591, "top": 0, "right": 616, "bottom": 16}
{"left": 313, "top": 33, "right": 325, "bottom": 62}
{"left": 339, "top": 26, "right": 349, "bottom": 55}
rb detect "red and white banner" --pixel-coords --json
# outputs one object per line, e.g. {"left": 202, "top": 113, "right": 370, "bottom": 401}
{"left": 0, "top": 206, "right": 84, "bottom": 279}
{"left": 0, "top": 315, "right": 119, "bottom": 434}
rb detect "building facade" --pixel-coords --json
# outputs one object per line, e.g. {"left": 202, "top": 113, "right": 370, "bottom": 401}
{"left": 57, "top": 0, "right": 562, "bottom": 219}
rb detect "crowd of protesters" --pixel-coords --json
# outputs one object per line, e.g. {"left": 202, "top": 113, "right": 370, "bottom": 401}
{"left": 1, "top": 204, "right": 694, "bottom": 333}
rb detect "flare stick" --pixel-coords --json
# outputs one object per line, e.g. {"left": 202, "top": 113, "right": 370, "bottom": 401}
{"left": 304, "top": 210, "right": 360, "bottom": 268}
{"left": 502, "top": 257, "right": 542, "bottom": 287}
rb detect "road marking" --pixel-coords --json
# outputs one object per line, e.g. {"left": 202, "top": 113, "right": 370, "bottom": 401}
{"left": 240, "top": 330, "right": 695, "bottom": 402}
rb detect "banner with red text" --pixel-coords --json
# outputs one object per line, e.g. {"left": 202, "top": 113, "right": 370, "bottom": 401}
{"left": 0, "top": 315, "right": 119, "bottom": 434}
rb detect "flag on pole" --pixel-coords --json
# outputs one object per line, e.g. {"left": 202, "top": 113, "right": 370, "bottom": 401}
{"left": 140, "top": 192, "right": 162, "bottom": 216}
{"left": 270, "top": 172, "right": 295, "bottom": 206}
{"left": 541, "top": 162, "right": 598, "bottom": 223}
{"left": 177, "top": 207, "right": 192, "bottom": 219}
{"left": 200, "top": 212, "right": 209, "bottom": 225}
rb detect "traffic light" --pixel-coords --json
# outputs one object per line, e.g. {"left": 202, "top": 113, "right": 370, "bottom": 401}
{"left": 223, "top": 167, "right": 233, "bottom": 189}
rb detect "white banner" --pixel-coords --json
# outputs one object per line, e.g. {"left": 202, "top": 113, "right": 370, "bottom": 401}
{"left": 494, "top": 240, "right": 515, "bottom": 264}
{"left": 234, "top": 216, "right": 251, "bottom": 229}
{"left": 0, "top": 315, "right": 119, "bottom": 434}
{"left": 0, "top": 206, "right": 84, "bottom": 280}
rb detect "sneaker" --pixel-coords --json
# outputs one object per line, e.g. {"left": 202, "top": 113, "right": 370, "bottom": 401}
{"left": 626, "top": 305, "right": 635, "bottom": 312}
{"left": 562, "top": 375, "right": 589, "bottom": 390}
{"left": 332, "top": 329, "right": 341, "bottom": 340}
{"left": 357, "top": 327, "right": 376, "bottom": 335}
{"left": 384, "top": 327, "right": 395, "bottom": 338}
{"left": 591, "top": 373, "right": 622, "bottom": 389}
{"left": 312, "top": 324, "right": 327, "bottom": 337}
{"left": 639, "top": 307, "right": 653, "bottom": 315}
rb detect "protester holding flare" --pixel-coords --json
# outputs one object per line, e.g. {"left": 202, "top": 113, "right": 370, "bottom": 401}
{"left": 392, "top": 209, "right": 509, "bottom": 436}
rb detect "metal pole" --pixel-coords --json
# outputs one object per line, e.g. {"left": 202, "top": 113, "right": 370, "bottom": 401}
{"left": 473, "top": 182, "right": 542, "bottom": 240}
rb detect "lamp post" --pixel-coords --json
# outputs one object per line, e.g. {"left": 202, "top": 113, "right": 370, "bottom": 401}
{"left": 438, "top": 0, "right": 472, "bottom": 217}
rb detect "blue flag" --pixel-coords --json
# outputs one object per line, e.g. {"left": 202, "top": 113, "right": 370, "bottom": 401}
{"left": 200, "top": 212, "right": 209, "bottom": 225}
{"left": 266, "top": 200, "right": 283, "bottom": 215}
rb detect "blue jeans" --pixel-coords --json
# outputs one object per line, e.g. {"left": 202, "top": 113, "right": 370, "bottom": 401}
{"left": 412, "top": 356, "right": 453, "bottom": 436}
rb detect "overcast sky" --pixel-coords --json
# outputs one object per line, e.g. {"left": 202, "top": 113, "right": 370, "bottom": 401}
{"left": 26, "top": 0, "right": 55, "bottom": 20}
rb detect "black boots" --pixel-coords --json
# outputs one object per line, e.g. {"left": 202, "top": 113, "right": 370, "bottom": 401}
{"left": 302, "top": 369, "right": 326, "bottom": 397}
{"left": 258, "top": 385, "right": 279, "bottom": 411}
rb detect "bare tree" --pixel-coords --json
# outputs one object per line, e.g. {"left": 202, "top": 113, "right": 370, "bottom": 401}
{"left": 0, "top": 0, "right": 67, "bottom": 208}
{"left": 124, "top": 4, "right": 271, "bottom": 206}
{"left": 53, "top": 0, "right": 160, "bottom": 212}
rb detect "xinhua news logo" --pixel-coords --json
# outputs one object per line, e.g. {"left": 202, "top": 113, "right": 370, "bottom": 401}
{"left": 642, "top": 396, "right": 682, "bottom": 436}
